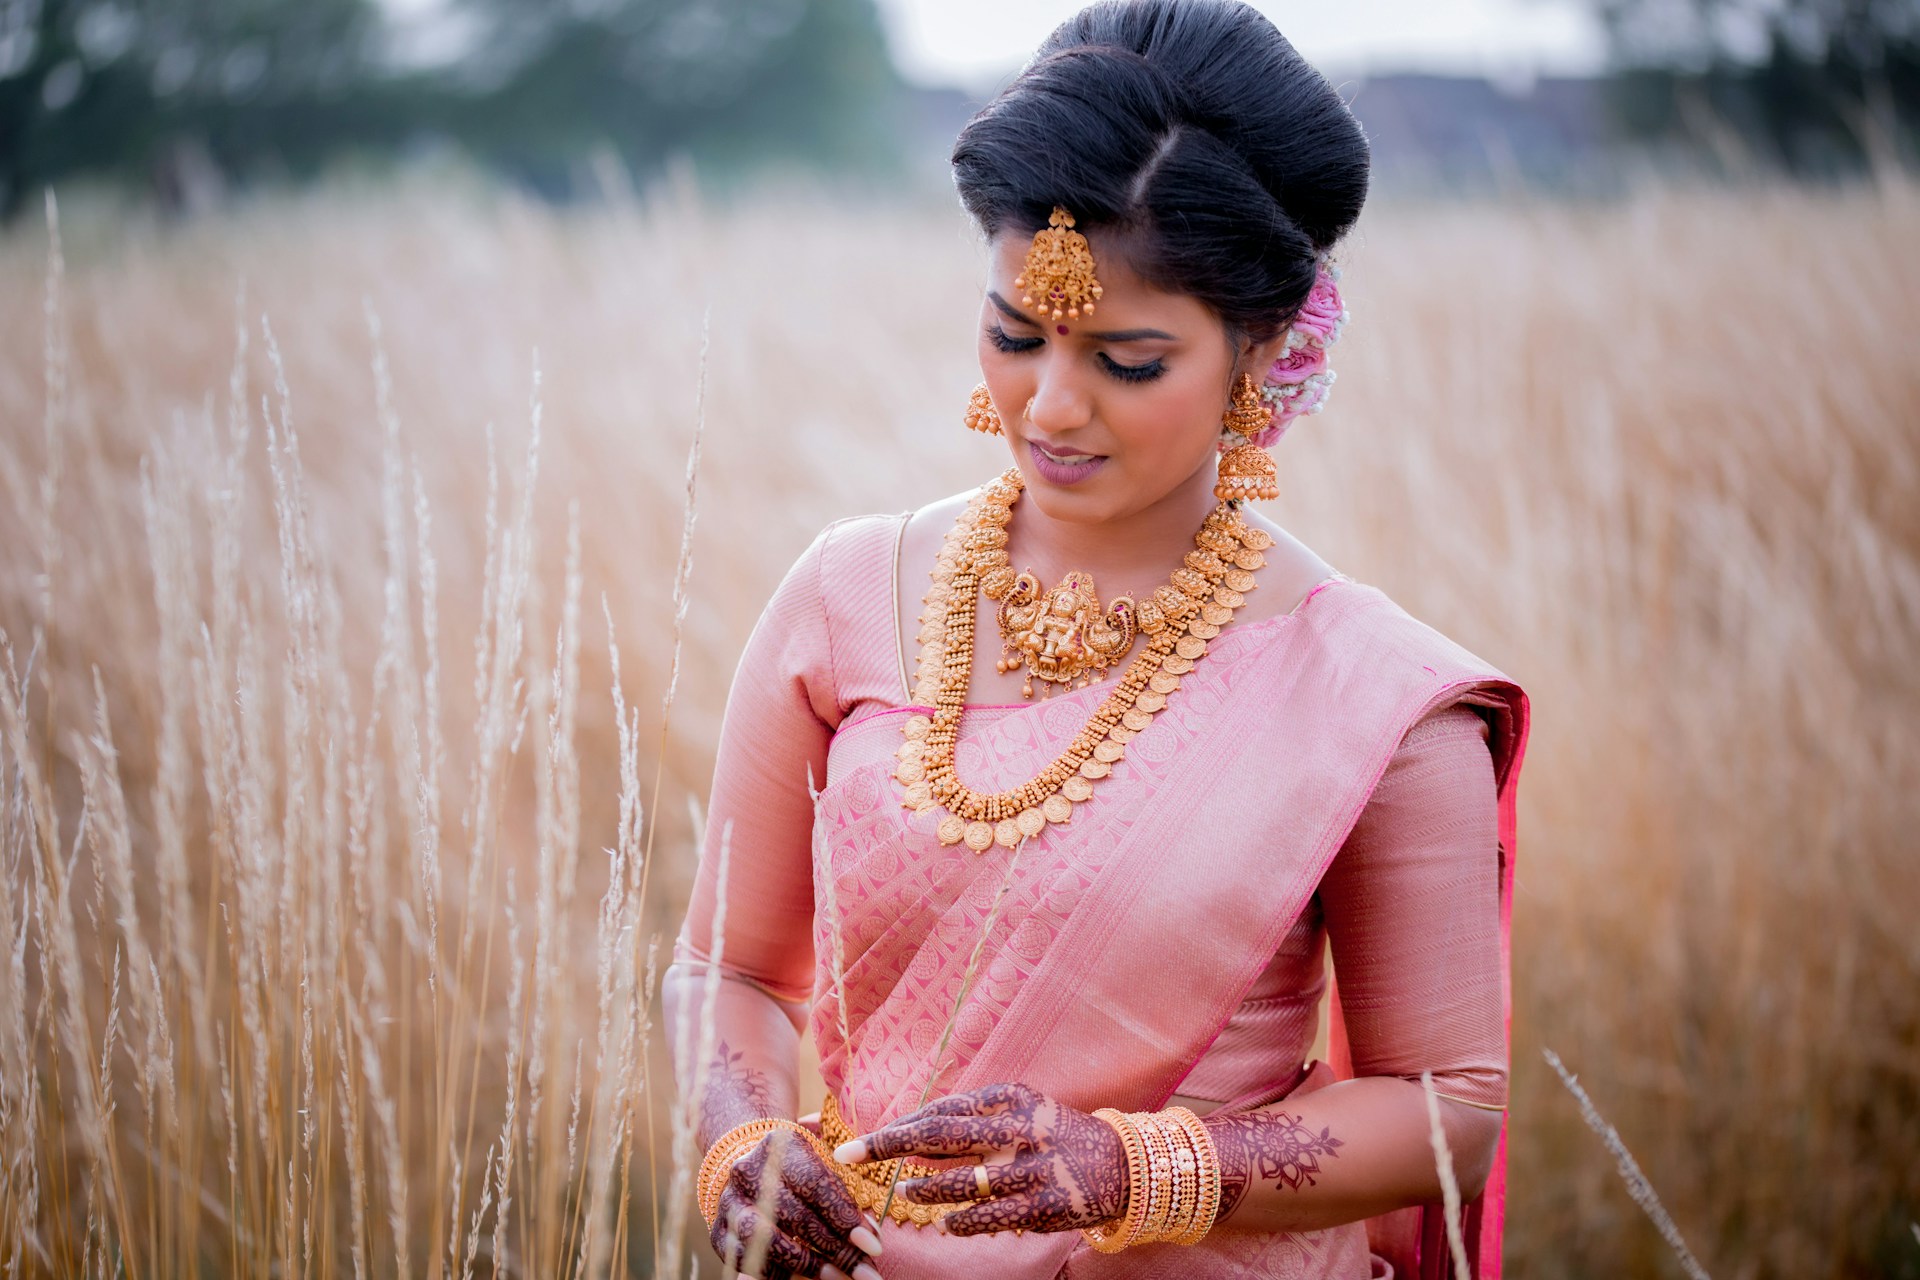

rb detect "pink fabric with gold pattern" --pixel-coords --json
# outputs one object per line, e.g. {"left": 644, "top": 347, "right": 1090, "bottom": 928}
{"left": 676, "top": 510, "right": 1531, "bottom": 1279}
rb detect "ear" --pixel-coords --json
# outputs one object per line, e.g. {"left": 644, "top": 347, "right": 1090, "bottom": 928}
{"left": 1234, "top": 326, "right": 1292, "bottom": 387}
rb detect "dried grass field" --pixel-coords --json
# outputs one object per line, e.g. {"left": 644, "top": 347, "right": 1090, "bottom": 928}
{"left": 1, "top": 176, "right": 1917, "bottom": 1278}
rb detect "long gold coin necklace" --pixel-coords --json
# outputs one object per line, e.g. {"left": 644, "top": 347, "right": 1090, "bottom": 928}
{"left": 894, "top": 468, "right": 1272, "bottom": 850}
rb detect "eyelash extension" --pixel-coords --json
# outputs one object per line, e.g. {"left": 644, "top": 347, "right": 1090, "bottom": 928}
{"left": 1099, "top": 353, "right": 1166, "bottom": 384}
{"left": 985, "top": 324, "right": 1043, "bottom": 354}
{"left": 986, "top": 324, "right": 1167, "bottom": 384}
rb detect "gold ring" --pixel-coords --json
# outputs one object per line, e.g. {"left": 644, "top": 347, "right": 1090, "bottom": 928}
{"left": 974, "top": 1164, "right": 992, "bottom": 1200}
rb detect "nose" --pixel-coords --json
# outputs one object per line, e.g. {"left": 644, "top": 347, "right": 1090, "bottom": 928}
{"left": 1024, "top": 361, "right": 1093, "bottom": 435}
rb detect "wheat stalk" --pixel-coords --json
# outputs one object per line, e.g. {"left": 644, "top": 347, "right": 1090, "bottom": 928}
{"left": 1543, "top": 1048, "right": 1711, "bottom": 1280}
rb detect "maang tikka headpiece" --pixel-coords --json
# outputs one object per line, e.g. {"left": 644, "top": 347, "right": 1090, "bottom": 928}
{"left": 1016, "top": 206, "right": 1104, "bottom": 322}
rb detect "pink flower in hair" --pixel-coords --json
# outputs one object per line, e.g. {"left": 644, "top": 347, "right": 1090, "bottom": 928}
{"left": 1268, "top": 339, "right": 1328, "bottom": 384}
{"left": 1291, "top": 266, "right": 1348, "bottom": 346}
{"left": 1231, "top": 259, "right": 1348, "bottom": 447}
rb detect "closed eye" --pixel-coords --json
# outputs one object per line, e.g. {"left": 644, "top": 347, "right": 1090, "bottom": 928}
{"left": 1099, "top": 352, "right": 1165, "bottom": 383}
{"left": 986, "top": 324, "right": 1042, "bottom": 354}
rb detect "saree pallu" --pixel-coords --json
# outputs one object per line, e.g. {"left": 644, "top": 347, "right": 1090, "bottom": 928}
{"left": 805, "top": 569, "right": 1530, "bottom": 1280}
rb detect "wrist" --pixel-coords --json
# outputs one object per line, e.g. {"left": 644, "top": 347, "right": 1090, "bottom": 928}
{"left": 696, "top": 1117, "right": 820, "bottom": 1227}
{"left": 1081, "top": 1106, "right": 1221, "bottom": 1252}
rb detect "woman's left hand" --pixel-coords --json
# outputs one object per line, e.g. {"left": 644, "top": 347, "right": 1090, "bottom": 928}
{"left": 832, "top": 1082, "right": 1128, "bottom": 1237}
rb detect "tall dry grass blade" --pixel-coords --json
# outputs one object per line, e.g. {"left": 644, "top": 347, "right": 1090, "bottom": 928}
{"left": 1419, "top": 1071, "right": 1471, "bottom": 1280}
{"left": 806, "top": 763, "right": 854, "bottom": 1127}
{"left": 638, "top": 308, "right": 710, "bottom": 1264}
{"left": 738, "top": 1126, "right": 790, "bottom": 1279}
{"left": 660, "top": 818, "right": 732, "bottom": 1280}
{"left": 1542, "top": 1048, "right": 1712, "bottom": 1280}
{"left": 878, "top": 833, "right": 1031, "bottom": 1223}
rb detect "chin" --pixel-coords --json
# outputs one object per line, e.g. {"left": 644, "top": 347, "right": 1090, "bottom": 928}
{"left": 1008, "top": 455, "right": 1129, "bottom": 522}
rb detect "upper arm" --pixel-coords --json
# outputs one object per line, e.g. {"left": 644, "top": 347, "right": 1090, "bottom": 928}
{"left": 1319, "top": 701, "right": 1508, "bottom": 1111}
{"left": 673, "top": 522, "right": 843, "bottom": 1002}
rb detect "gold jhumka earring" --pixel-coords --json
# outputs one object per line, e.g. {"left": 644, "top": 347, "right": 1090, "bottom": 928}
{"left": 965, "top": 382, "right": 1004, "bottom": 435}
{"left": 1215, "top": 373, "right": 1281, "bottom": 502}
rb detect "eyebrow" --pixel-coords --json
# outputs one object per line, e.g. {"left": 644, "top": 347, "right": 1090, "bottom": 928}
{"left": 987, "top": 291, "right": 1176, "bottom": 342}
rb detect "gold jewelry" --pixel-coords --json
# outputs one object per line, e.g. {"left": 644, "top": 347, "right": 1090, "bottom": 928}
{"left": 1166, "top": 1106, "right": 1222, "bottom": 1245}
{"left": 697, "top": 1118, "right": 830, "bottom": 1227}
{"left": 897, "top": 469, "right": 1271, "bottom": 846}
{"left": 1217, "top": 373, "right": 1280, "bottom": 502}
{"left": 974, "top": 1164, "right": 993, "bottom": 1199}
{"left": 991, "top": 568, "right": 1138, "bottom": 699}
{"left": 817, "top": 1093, "right": 976, "bottom": 1228}
{"left": 965, "top": 382, "right": 1003, "bottom": 436}
{"left": 1084, "top": 1108, "right": 1151, "bottom": 1253}
{"left": 1224, "top": 371, "right": 1270, "bottom": 438}
{"left": 1015, "top": 206, "right": 1104, "bottom": 322}
{"left": 1081, "top": 1107, "right": 1223, "bottom": 1252}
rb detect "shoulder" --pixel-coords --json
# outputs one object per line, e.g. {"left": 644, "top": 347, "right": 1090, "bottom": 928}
{"left": 1297, "top": 577, "right": 1514, "bottom": 689}
{"left": 778, "top": 510, "right": 909, "bottom": 602}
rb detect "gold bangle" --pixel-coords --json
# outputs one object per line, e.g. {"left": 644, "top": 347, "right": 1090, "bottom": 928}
{"left": 1083, "top": 1108, "right": 1149, "bottom": 1253}
{"left": 1165, "top": 1106, "right": 1221, "bottom": 1245}
{"left": 696, "top": 1119, "right": 818, "bottom": 1228}
{"left": 1155, "top": 1110, "right": 1198, "bottom": 1244}
{"left": 1132, "top": 1111, "right": 1176, "bottom": 1242}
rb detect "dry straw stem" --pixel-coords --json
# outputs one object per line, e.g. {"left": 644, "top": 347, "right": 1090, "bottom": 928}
{"left": 877, "top": 831, "right": 1031, "bottom": 1224}
{"left": 1543, "top": 1048, "right": 1711, "bottom": 1280}
{"left": 1418, "top": 1071, "right": 1472, "bottom": 1280}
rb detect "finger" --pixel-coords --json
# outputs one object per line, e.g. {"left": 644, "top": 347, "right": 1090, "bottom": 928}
{"left": 774, "top": 1144, "right": 879, "bottom": 1250}
{"left": 899, "top": 1157, "right": 1047, "bottom": 1205}
{"left": 773, "top": 1184, "right": 881, "bottom": 1275}
{"left": 840, "top": 1112, "right": 1018, "bottom": 1164}
{"left": 723, "top": 1202, "right": 819, "bottom": 1280}
{"left": 936, "top": 1189, "right": 1058, "bottom": 1238}
{"left": 713, "top": 1228, "right": 786, "bottom": 1280}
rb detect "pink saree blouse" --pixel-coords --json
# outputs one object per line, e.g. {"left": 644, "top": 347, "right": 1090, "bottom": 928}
{"left": 676, "top": 508, "right": 1532, "bottom": 1280}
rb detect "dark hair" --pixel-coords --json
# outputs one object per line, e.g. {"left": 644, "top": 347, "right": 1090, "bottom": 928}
{"left": 950, "top": 0, "right": 1369, "bottom": 344}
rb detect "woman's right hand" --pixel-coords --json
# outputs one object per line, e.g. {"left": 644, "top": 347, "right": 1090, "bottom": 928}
{"left": 711, "top": 1127, "right": 887, "bottom": 1280}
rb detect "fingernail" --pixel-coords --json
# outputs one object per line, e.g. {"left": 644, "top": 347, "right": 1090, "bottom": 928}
{"left": 933, "top": 1217, "right": 950, "bottom": 1236}
{"left": 854, "top": 1265, "right": 885, "bottom": 1280}
{"left": 851, "top": 1226, "right": 883, "bottom": 1256}
{"left": 821, "top": 1268, "right": 852, "bottom": 1280}
{"left": 833, "top": 1140, "right": 867, "bottom": 1163}
{"left": 865, "top": 1213, "right": 881, "bottom": 1234}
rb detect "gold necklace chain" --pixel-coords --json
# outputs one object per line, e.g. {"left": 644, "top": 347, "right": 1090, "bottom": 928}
{"left": 894, "top": 469, "right": 1272, "bottom": 851}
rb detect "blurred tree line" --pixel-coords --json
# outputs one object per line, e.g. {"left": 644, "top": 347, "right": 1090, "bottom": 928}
{"left": 0, "top": 0, "right": 904, "bottom": 218}
{"left": 1593, "top": 0, "right": 1920, "bottom": 175}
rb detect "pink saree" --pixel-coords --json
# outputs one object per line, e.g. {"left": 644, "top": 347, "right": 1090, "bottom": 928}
{"left": 683, "top": 511, "right": 1531, "bottom": 1280}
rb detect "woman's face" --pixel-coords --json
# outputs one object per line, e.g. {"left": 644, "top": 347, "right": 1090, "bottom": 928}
{"left": 978, "top": 228, "right": 1282, "bottom": 525}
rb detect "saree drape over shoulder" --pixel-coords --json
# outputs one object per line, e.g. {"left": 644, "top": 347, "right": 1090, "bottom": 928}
{"left": 677, "top": 509, "right": 1532, "bottom": 1280}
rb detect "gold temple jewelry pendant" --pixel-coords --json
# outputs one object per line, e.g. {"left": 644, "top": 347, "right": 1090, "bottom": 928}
{"left": 990, "top": 568, "right": 1137, "bottom": 699}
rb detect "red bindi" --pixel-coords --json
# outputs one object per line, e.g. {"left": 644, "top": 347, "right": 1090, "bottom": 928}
{"left": 1056, "top": 325, "right": 1069, "bottom": 335}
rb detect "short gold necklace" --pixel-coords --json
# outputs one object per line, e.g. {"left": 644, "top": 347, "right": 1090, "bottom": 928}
{"left": 894, "top": 469, "right": 1271, "bottom": 851}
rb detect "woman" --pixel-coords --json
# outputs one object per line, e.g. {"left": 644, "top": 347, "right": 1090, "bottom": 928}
{"left": 665, "top": 3, "right": 1530, "bottom": 1277}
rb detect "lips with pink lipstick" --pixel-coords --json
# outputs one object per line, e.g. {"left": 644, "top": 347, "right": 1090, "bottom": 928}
{"left": 1027, "top": 438, "right": 1109, "bottom": 485}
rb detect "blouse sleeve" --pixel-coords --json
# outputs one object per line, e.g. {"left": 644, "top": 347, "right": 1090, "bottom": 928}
{"left": 1318, "top": 701, "right": 1508, "bottom": 1110}
{"left": 672, "top": 521, "right": 845, "bottom": 1004}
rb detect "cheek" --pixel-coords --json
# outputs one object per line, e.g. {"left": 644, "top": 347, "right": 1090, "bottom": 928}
{"left": 1107, "top": 372, "right": 1221, "bottom": 463}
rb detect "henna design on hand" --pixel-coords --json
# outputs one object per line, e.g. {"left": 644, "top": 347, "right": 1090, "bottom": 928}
{"left": 1207, "top": 1110, "right": 1345, "bottom": 1219}
{"left": 713, "top": 1128, "right": 878, "bottom": 1279}
{"left": 859, "top": 1081, "right": 1129, "bottom": 1237}
{"left": 699, "top": 1039, "right": 776, "bottom": 1149}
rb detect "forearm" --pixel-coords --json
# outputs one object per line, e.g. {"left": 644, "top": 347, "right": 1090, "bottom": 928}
{"left": 663, "top": 961, "right": 809, "bottom": 1148}
{"left": 1204, "top": 1076, "right": 1502, "bottom": 1235}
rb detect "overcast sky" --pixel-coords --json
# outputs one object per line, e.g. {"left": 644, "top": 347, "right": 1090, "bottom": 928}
{"left": 871, "top": 0, "right": 1609, "bottom": 88}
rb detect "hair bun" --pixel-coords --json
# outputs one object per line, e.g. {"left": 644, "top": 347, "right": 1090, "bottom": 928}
{"left": 953, "top": 0, "right": 1368, "bottom": 341}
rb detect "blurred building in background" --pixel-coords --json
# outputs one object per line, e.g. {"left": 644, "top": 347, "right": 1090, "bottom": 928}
{"left": 0, "top": 0, "right": 1916, "bottom": 216}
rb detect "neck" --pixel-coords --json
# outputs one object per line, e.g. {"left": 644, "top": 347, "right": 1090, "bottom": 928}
{"left": 1005, "top": 467, "right": 1224, "bottom": 594}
